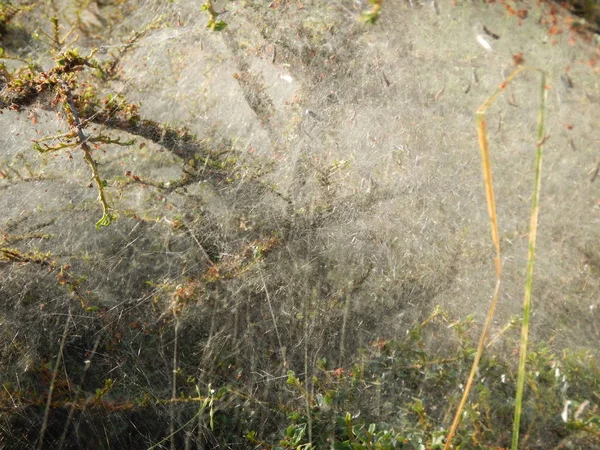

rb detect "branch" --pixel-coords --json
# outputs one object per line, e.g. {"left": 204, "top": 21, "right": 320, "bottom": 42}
{"left": 60, "top": 82, "right": 115, "bottom": 228}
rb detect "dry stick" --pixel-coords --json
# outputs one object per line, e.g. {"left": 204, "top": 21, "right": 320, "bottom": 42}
{"left": 197, "top": 299, "right": 219, "bottom": 443}
{"left": 443, "top": 66, "right": 545, "bottom": 449}
{"left": 486, "top": 316, "right": 519, "bottom": 349}
{"left": 170, "top": 307, "right": 180, "bottom": 450}
{"left": 338, "top": 294, "right": 350, "bottom": 367}
{"left": 443, "top": 281, "right": 501, "bottom": 449}
{"left": 304, "top": 289, "right": 313, "bottom": 444}
{"left": 512, "top": 70, "right": 547, "bottom": 450}
{"left": 38, "top": 308, "right": 72, "bottom": 450}
{"left": 591, "top": 161, "right": 600, "bottom": 183}
{"left": 148, "top": 394, "right": 212, "bottom": 450}
{"left": 259, "top": 269, "right": 287, "bottom": 371}
{"left": 338, "top": 264, "right": 373, "bottom": 367}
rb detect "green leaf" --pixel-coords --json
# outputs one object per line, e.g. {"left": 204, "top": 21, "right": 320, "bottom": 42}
{"left": 286, "top": 425, "right": 295, "bottom": 437}
{"left": 286, "top": 370, "right": 297, "bottom": 384}
{"left": 332, "top": 443, "right": 352, "bottom": 450}
{"left": 95, "top": 212, "right": 115, "bottom": 229}
{"left": 208, "top": 20, "right": 227, "bottom": 31}
{"left": 324, "top": 392, "right": 334, "bottom": 406}
{"left": 291, "top": 423, "right": 306, "bottom": 445}
{"left": 408, "top": 326, "right": 422, "bottom": 342}
{"left": 431, "top": 434, "right": 445, "bottom": 448}
{"left": 316, "top": 393, "right": 324, "bottom": 407}
{"left": 360, "top": 12, "right": 379, "bottom": 24}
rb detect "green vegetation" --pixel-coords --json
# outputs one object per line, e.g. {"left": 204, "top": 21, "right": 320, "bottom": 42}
{"left": 0, "top": 2, "right": 20, "bottom": 33}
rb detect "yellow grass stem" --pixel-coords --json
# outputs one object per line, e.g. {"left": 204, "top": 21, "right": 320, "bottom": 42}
{"left": 444, "top": 66, "right": 547, "bottom": 450}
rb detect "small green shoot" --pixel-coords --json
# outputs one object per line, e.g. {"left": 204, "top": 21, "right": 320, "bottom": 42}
{"left": 360, "top": 0, "right": 384, "bottom": 24}
{"left": 202, "top": 0, "right": 227, "bottom": 31}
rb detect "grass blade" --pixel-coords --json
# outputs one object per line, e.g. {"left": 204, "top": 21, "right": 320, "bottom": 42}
{"left": 444, "top": 66, "right": 547, "bottom": 449}
{"left": 511, "top": 70, "right": 548, "bottom": 450}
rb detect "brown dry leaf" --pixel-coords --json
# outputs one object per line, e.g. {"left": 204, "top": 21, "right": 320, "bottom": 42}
{"left": 513, "top": 52, "right": 525, "bottom": 66}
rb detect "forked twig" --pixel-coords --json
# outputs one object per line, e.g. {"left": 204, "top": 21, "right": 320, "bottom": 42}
{"left": 60, "top": 82, "right": 116, "bottom": 228}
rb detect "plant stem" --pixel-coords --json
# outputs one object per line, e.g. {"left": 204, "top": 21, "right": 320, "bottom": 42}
{"left": 511, "top": 70, "right": 547, "bottom": 450}
{"left": 61, "top": 82, "right": 114, "bottom": 228}
{"left": 37, "top": 308, "right": 72, "bottom": 450}
{"left": 444, "top": 66, "right": 547, "bottom": 450}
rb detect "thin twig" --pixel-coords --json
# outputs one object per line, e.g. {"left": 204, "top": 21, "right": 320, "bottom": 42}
{"left": 170, "top": 307, "right": 180, "bottom": 450}
{"left": 38, "top": 308, "right": 72, "bottom": 450}
{"left": 57, "top": 331, "right": 104, "bottom": 450}
{"left": 61, "top": 82, "right": 114, "bottom": 228}
{"left": 591, "top": 161, "right": 600, "bottom": 183}
{"left": 259, "top": 268, "right": 287, "bottom": 371}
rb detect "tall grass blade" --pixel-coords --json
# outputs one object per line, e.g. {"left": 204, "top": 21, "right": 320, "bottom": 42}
{"left": 444, "top": 66, "right": 547, "bottom": 449}
{"left": 511, "top": 70, "right": 548, "bottom": 450}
